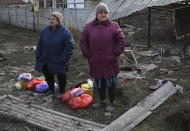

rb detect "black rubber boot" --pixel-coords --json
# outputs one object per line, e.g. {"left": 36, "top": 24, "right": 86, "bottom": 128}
{"left": 105, "top": 105, "right": 114, "bottom": 112}
{"left": 105, "top": 101, "right": 115, "bottom": 112}
{"left": 92, "top": 101, "right": 106, "bottom": 109}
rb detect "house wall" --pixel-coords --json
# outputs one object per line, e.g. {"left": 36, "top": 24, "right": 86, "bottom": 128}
{"left": 85, "top": 0, "right": 100, "bottom": 8}
{"left": 0, "top": 7, "right": 93, "bottom": 31}
{"left": 63, "top": 8, "right": 93, "bottom": 30}
{"left": 0, "top": 6, "right": 35, "bottom": 29}
{"left": 0, "top": 4, "right": 31, "bottom": 8}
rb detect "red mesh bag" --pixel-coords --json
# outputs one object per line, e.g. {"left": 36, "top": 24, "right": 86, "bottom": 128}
{"left": 27, "top": 78, "right": 44, "bottom": 90}
{"left": 80, "top": 94, "right": 93, "bottom": 108}
{"left": 68, "top": 96, "right": 82, "bottom": 109}
{"left": 68, "top": 94, "right": 93, "bottom": 109}
{"left": 62, "top": 90, "right": 72, "bottom": 104}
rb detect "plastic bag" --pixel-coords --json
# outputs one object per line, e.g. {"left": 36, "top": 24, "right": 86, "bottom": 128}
{"left": 19, "top": 80, "right": 28, "bottom": 89}
{"left": 149, "top": 80, "right": 167, "bottom": 90}
{"left": 81, "top": 84, "right": 90, "bottom": 90}
{"left": 80, "top": 94, "right": 93, "bottom": 108}
{"left": 83, "top": 89, "right": 93, "bottom": 97}
{"left": 36, "top": 82, "right": 58, "bottom": 93}
{"left": 68, "top": 94, "right": 93, "bottom": 109}
{"left": 18, "top": 73, "right": 32, "bottom": 81}
{"left": 81, "top": 82, "right": 94, "bottom": 97}
{"left": 81, "top": 79, "right": 93, "bottom": 90}
{"left": 27, "top": 78, "right": 44, "bottom": 90}
{"left": 14, "top": 82, "right": 22, "bottom": 90}
{"left": 36, "top": 82, "right": 49, "bottom": 93}
{"left": 62, "top": 90, "right": 72, "bottom": 104}
{"left": 68, "top": 96, "right": 82, "bottom": 109}
{"left": 71, "top": 88, "right": 83, "bottom": 97}
{"left": 87, "top": 79, "right": 93, "bottom": 88}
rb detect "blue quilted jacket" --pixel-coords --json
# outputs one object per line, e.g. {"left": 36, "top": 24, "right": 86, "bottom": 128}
{"left": 35, "top": 25, "right": 74, "bottom": 74}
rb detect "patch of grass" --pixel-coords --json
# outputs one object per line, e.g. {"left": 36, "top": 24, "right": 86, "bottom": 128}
{"left": 132, "top": 124, "right": 156, "bottom": 131}
{"left": 70, "top": 51, "right": 87, "bottom": 66}
{"left": 165, "top": 102, "right": 190, "bottom": 131}
{"left": 116, "top": 80, "right": 151, "bottom": 108}
{"left": 69, "top": 30, "right": 88, "bottom": 67}
{"left": 66, "top": 32, "right": 90, "bottom": 83}
{"left": 70, "top": 29, "right": 81, "bottom": 43}
{"left": 0, "top": 22, "right": 39, "bottom": 37}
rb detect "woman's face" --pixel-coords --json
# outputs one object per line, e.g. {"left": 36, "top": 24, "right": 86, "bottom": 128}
{"left": 49, "top": 16, "right": 59, "bottom": 28}
{"left": 97, "top": 12, "right": 109, "bottom": 22}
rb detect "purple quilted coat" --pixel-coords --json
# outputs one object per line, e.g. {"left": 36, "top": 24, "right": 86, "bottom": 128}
{"left": 80, "top": 18, "right": 126, "bottom": 78}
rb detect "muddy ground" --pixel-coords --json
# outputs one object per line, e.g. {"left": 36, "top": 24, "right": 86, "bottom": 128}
{"left": 0, "top": 11, "right": 190, "bottom": 131}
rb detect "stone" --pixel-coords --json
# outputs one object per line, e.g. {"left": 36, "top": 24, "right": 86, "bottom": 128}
{"left": 168, "top": 70, "right": 174, "bottom": 75}
{"left": 24, "top": 46, "right": 36, "bottom": 50}
{"left": 160, "top": 68, "right": 168, "bottom": 73}
{"left": 0, "top": 72, "right": 5, "bottom": 76}
{"left": 171, "top": 56, "right": 181, "bottom": 63}
{"left": 105, "top": 112, "right": 111, "bottom": 116}
{"left": 139, "top": 64, "right": 157, "bottom": 73}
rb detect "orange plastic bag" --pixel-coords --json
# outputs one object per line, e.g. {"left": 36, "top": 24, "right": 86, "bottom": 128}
{"left": 27, "top": 78, "right": 44, "bottom": 90}
{"left": 68, "top": 94, "right": 93, "bottom": 109}
{"left": 62, "top": 90, "right": 72, "bottom": 104}
{"left": 80, "top": 94, "right": 93, "bottom": 108}
{"left": 68, "top": 97, "right": 82, "bottom": 109}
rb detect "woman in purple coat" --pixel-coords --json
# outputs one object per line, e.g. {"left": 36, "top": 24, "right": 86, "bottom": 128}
{"left": 80, "top": 3, "right": 126, "bottom": 112}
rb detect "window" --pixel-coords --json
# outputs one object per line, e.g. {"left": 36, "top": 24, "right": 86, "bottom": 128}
{"left": 39, "top": 1, "right": 44, "bottom": 8}
{"left": 67, "top": 0, "right": 84, "bottom": 8}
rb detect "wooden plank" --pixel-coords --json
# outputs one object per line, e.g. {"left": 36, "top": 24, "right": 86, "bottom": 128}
{"left": 0, "top": 104, "right": 56, "bottom": 131}
{"left": 1, "top": 95, "right": 105, "bottom": 131}
{"left": 103, "top": 81, "right": 183, "bottom": 131}
{"left": 7, "top": 95, "right": 23, "bottom": 102}
{"left": 1, "top": 102, "right": 79, "bottom": 130}
{"left": 8, "top": 94, "right": 105, "bottom": 129}
{"left": 31, "top": 104, "right": 106, "bottom": 129}
{"left": 24, "top": 106, "right": 86, "bottom": 131}
{"left": 124, "top": 50, "right": 138, "bottom": 67}
{"left": 1, "top": 104, "right": 59, "bottom": 127}
{"left": 1, "top": 103, "right": 77, "bottom": 131}
{"left": 0, "top": 95, "right": 7, "bottom": 101}
{"left": 9, "top": 102, "right": 75, "bottom": 124}
{"left": 120, "top": 64, "right": 137, "bottom": 70}
{"left": 123, "top": 111, "right": 151, "bottom": 131}
{"left": 12, "top": 101, "right": 101, "bottom": 130}
{"left": 0, "top": 110, "right": 9, "bottom": 115}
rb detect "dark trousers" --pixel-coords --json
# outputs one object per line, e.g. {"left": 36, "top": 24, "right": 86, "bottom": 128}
{"left": 42, "top": 64, "right": 66, "bottom": 93}
{"left": 96, "top": 78, "right": 116, "bottom": 103}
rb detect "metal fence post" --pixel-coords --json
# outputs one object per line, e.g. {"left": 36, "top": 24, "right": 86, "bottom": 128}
{"left": 33, "top": 8, "right": 36, "bottom": 30}
{"left": 15, "top": 8, "right": 18, "bottom": 26}
{"left": 25, "top": 7, "right": 27, "bottom": 29}
{"left": 147, "top": 7, "right": 151, "bottom": 48}
{"left": 8, "top": 8, "right": 10, "bottom": 24}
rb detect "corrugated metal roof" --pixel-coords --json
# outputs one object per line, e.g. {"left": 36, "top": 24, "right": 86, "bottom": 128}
{"left": 86, "top": 0, "right": 184, "bottom": 23}
{"left": 0, "top": 0, "right": 25, "bottom": 4}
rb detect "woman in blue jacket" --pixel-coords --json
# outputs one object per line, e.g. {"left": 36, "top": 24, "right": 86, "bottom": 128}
{"left": 35, "top": 12, "right": 74, "bottom": 98}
